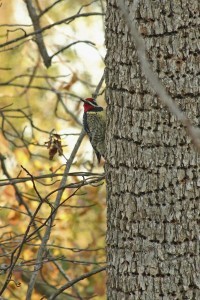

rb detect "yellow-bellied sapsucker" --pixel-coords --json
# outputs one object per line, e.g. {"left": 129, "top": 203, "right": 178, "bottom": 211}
{"left": 82, "top": 98, "right": 106, "bottom": 163}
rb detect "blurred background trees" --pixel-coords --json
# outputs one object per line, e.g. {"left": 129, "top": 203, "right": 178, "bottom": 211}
{"left": 0, "top": 1, "right": 106, "bottom": 299}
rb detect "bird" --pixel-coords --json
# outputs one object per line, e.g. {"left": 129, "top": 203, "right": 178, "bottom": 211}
{"left": 82, "top": 98, "right": 106, "bottom": 163}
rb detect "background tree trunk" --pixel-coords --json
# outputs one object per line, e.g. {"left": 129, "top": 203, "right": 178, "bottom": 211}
{"left": 105, "top": 0, "right": 200, "bottom": 299}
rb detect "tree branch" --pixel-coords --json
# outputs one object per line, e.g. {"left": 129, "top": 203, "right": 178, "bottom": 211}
{"left": 48, "top": 266, "right": 107, "bottom": 300}
{"left": 0, "top": 171, "right": 103, "bottom": 187}
{"left": 92, "top": 70, "right": 105, "bottom": 99}
{"left": 25, "top": 0, "right": 51, "bottom": 67}
{"left": 50, "top": 40, "right": 95, "bottom": 60}
{"left": 39, "top": 0, "right": 64, "bottom": 18}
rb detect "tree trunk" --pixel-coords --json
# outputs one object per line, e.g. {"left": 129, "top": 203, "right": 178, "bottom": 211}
{"left": 105, "top": 0, "right": 200, "bottom": 299}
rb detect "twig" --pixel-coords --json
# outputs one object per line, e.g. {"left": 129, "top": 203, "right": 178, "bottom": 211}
{"left": 0, "top": 171, "right": 103, "bottom": 186}
{"left": 50, "top": 40, "right": 95, "bottom": 60}
{"left": 0, "top": 103, "right": 13, "bottom": 110}
{"left": 39, "top": 0, "right": 64, "bottom": 17}
{"left": 92, "top": 71, "right": 105, "bottom": 99}
{"left": 0, "top": 24, "right": 32, "bottom": 27}
{"left": 48, "top": 266, "right": 107, "bottom": 300}
{"left": 117, "top": 0, "right": 200, "bottom": 151}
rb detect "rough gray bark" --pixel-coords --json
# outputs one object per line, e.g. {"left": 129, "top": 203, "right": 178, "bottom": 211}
{"left": 105, "top": 0, "right": 200, "bottom": 299}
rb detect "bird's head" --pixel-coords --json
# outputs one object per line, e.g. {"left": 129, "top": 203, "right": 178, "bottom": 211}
{"left": 82, "top": 98, "right": 98, "bottom": 112}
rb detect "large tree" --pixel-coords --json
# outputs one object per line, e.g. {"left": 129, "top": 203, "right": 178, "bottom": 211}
{"left": 105, "top": 0, "right": 200, "bottom": 299}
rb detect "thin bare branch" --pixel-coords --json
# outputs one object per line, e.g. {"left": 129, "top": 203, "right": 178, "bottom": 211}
{"left": 0, "top": 38, "right": 32, "bottom": 53}
{"left": 92, "top": 71, "right": 105, "bottom": 99}
{"left": 39, "top": 0, "right": 64, "bottom": 17}
{"left": 50, "top": 40, "right": 95, "bottom": 60}
{"left": 0, "top": 171, "right": 103, "bottom": 187}
{"left": 0, "top": 24, "right": 32, "bottom": 27}
{"left": 48, "top": 265, "right": 107, "bottom": 300}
